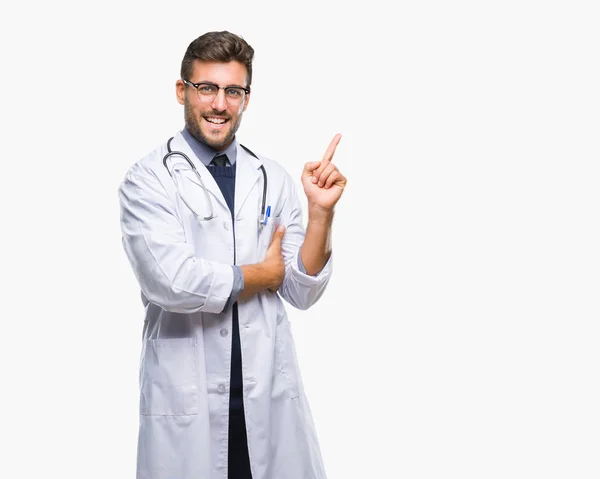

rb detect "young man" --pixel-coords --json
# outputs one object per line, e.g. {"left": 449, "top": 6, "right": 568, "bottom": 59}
{"left": 119, "top": 31, "right": 346, "bottom": 479}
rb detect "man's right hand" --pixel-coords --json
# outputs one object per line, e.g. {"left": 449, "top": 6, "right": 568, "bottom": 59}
{"left": 238, "top": 225, "right": 286, "bottom": 300}
{"left": 264, "top": 225, "right": 286, "bottom": 292}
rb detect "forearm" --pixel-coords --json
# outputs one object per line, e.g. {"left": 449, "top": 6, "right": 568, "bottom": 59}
{"left": 238, "top": 264, "right": 269, "bottom": 300}
{"left": 238, "top": 263, "right": 279, "bottom": 300}
{"left": 300, "top": 205, "right": 334, "bottom": 276}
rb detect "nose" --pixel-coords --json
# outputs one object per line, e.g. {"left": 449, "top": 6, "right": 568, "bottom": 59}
{"left": 210, "top": 88, "right": 227, "bottom": 112}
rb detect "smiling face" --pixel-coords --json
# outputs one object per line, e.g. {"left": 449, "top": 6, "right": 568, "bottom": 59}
{"left": 176, "top": 60, "right": 250, "bottom": 151}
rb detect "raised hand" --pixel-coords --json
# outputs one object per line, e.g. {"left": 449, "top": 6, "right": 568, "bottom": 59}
{"left": 301, "top": 134, "right": 347, "bottom": 211}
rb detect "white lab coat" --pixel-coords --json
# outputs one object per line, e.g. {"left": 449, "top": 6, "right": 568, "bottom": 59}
{"left": 118, "top": 132, "right": 332, "bottom": 479}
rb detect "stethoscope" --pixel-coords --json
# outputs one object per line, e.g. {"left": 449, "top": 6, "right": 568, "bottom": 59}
{"left": 162, "top": 137, "right": 269, "bottom": 226}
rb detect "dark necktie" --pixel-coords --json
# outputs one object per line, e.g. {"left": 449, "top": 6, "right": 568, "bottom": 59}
{"left": 212, "top": 154, "right": 229, "bottom": 167}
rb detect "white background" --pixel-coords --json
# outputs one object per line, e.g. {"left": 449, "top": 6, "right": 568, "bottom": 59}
{"left": 1, "top": 0, "right": 599, "bottom": 478}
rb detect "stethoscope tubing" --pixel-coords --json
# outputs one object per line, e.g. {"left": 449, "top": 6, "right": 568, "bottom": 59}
{"left": 162, "top": 137, "right": 267, "bottom": 224}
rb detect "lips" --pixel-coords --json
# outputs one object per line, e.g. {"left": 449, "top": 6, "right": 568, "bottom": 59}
{"left": 204, "top": 116, "right": 229, "bottom": 125}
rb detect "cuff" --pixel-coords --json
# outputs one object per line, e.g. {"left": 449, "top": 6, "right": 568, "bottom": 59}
{"left": 204, "top": 263, "right": 235, "bottom": 313}
{"left": 291, "top": 251, "right": 333, "bottom": 284}
{"left": 230, "top": 265, "right": 244, "bottom": 304}
{"left": 222, "top": 265, "right": 244, "bottom": 311}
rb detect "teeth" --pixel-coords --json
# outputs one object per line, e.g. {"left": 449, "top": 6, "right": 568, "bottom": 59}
{"left": 206, "top": 117, "right": 226, "bottom": 124}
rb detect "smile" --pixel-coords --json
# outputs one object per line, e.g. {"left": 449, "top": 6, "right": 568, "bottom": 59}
{"left": 205, "top": 117, "right": 229, "bottom": 125}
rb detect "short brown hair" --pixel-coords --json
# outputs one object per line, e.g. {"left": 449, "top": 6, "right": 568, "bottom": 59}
{"left": 180, "top": 31, "right": 255, "bottom": 88}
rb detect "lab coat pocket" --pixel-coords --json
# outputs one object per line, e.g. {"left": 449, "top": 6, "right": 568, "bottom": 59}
{"left": 258, "top": 216, "right": 282, "bottom": 260}
{"left": 140, "top": 338, "right": 200, "bottom": 416}
{"left": 274, "top": 310, "right": 301, "bottom": 399}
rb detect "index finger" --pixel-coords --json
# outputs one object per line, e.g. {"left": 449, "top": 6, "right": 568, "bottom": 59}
{"left": 321, "top": 133, "right": 342, "bottom": 163}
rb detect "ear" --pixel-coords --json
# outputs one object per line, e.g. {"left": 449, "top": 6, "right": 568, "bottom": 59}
{"left": 176, "top": 79, "right": 186, "bottom": 105}
{"left": 242, "top": 92, "right": 250, "bottom": 112}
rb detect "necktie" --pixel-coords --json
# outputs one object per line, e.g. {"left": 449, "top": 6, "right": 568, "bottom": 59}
{"left": 212, "top": 154, "right": 229, "bottom": 167}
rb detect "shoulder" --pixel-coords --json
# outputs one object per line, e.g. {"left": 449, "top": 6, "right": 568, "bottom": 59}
{"left": 122, "top": 140, "right": 171, "bottom": 181}
{"left": 119, "top": 140, "right": 171, "bottom": 196}
{"left": 130, "top": 142, "right": 169, "bottom": 174}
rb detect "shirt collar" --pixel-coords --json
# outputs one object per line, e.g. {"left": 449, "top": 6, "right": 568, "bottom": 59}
{"left": 181, "top": 127, "right": 238, "bottom": 166}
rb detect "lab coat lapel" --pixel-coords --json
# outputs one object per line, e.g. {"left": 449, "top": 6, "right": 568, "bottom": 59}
{"left": 234, "top": 144, "right": 262, "bottom": 219}
{"left": 168, "top": 132, "right": 229, "bottom": 212}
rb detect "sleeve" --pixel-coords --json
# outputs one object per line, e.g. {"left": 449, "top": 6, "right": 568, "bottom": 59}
{"left": 223, "top": 265, "right": 244, "bottom": 309}
{"left": 118, "top": 163, "right": 233, "bottom": 314}
{"left": 296, "top": 250, "right": 324, "bottom": 276}
{"left": 277, "top": 173, "right": 333, "bottom": 310}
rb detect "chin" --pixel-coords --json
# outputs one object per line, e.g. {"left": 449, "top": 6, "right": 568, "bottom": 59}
{"left": 207, "top": 136, "right": 228, "bottom": 149}
{"left": 205, "top": 132, "right": 233, "bottom": 149}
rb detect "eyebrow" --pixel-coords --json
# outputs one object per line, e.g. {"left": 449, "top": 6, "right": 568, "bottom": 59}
{"left": 195, "top": 81, "right": 247, "bottom": 89}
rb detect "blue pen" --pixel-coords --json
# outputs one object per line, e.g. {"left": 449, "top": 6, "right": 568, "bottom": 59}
{"left": 264, "top": 205, "right": 271, "bottom": 225}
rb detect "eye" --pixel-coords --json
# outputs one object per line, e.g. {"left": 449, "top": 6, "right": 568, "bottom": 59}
{"left": 198, "top": 84, "right": 217, "bottom": 94}
{"left": 225, "top": 87, "right": 243, "bottom": 97}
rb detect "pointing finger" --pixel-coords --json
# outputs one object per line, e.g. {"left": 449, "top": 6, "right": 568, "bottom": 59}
{"left": 321, "top": 133, "right": 342, "bottom": 164}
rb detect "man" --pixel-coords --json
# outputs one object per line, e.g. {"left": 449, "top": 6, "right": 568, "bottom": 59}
{"left": 118, "top": 31, "right": 346, "bottom": 479}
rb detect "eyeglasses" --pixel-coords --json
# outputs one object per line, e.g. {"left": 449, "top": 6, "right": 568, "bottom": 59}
{"left": 182, "top": 79, "right": 250, "bottom": 105}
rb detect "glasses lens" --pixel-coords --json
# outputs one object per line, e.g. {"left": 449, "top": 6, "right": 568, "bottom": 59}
{"left": 224, "top": 87, "right": 245, "bottom": 104}
{"left": 195, "top": 83, "right": 246, "bottom": 104}
{"left": 196, "top": 83, "right": 218, "bottom": 99}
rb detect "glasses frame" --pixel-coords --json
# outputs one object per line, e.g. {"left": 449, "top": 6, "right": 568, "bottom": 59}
{"left": 182, "top": 79, "right": 250, "bottom": 103}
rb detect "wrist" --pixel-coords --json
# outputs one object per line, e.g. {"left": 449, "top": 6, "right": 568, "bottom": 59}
{"left": 308, "top": 203, "right": 334, "bottom": 224}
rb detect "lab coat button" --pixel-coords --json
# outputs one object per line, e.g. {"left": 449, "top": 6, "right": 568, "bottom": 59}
{"left": 223, "top": 221, "right": 230, "bottom": 231}
{"left": 220, "top": 328, "right": 228, "bottom": 337}
{"left": 217, "top": 384, "right": 226, "bottom": 394}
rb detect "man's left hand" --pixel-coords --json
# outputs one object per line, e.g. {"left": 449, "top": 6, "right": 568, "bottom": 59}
{"left": 301, "top": 133, "right": 347, "bottom": 211}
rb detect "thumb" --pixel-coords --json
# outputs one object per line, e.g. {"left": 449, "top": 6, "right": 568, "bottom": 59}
{"left": 270, "top": 224, "right": 286, "bottom": 243}
{"left": 274, "top": 224, "right": 286, "bottom": 237}
{"left": 303, "top": 160, "right": 321, "bottom": 176}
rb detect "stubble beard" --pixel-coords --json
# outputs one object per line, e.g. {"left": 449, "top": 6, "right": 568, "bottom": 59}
{"left": 184, "top": 98, "right": 243, "bottom": 150}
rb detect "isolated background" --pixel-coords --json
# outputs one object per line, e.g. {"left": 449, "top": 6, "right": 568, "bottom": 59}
{"left": 1, "top": 0, "right": 599, "bottom": 478}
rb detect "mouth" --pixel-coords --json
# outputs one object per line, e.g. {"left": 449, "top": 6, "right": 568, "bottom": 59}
{"left": 203, "top": 116, "right": 230, "bottom": 130}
